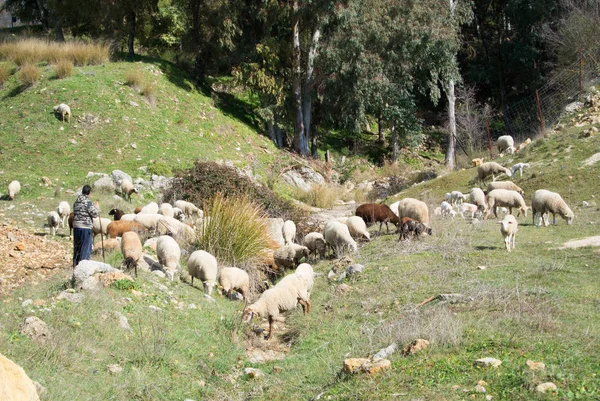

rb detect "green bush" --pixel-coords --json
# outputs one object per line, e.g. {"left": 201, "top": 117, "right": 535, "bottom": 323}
{"left": 112, "top": 279, "right": 139, "bottom": 291}
{"left": 148, "top": 160, "right": 172, "bottom": 177}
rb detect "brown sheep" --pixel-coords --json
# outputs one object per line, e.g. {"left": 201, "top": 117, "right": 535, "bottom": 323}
{"left": 399, "top": 216, "right": 432, "bottom": 240}
{"left": 106, "top": 220, "right": 147, "bottom": 238}
{"left": 108, "top": 208, "right": 125, "bottom": 220}
{"left": 355, "top": 203, "right": 400, "bottom": 233}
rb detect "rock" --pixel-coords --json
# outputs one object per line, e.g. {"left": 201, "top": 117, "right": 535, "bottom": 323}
{"left": 244, "top": 367, "right": 265, "bottom": 378}
{"left": 582, "top": 201, "right": 591, "bottom": 207}
{"left": 373, "top": 343, "right": 397, "bottom": 361}
{"left": 335, "top": 283, "right": 352, "bottom": 295}
{"left": 280, "top": 167, "right": 325, "bottom": 191}
{"left": 129, "top": 101, "right": 139, "bottom": 107}
{"left": 565, "top": 101, "right": 583, "bottom": 113}
{"left": 94, "top": 176, "right": 116, "bottom": 192}
{"left": 21, "top": 299, "right": 33, "bottom": 308}
{"left": 111, "top": 170, "right": 132, "bottom": 186}
{"left": 474, "top": 357, "right": 502, "bottom": 368}
{"left": 402, "top": 339, "right": 430, "bottom": 356}
{"left": 7, "top": 232, "right": 17, "bottom": 242}
{"left": 474, "top": 384, "right": 486, "bottom": 393}
{"left": 526, "top": 360, "right": 546, "bottom": 371}
{"left": 20, "top": 316, "right": 51, "bottom": 344}
{"left": 535, "top": 382, "right": 557, "bottom": 393}
{"left": 204, "top": 294, "right": 216, "bottom": 303}
{"left": 73, "top": 260, "right": 119, "bottom": 290}
{"left": 343, "top": 358, "right": 391, "bottom": 374}
{"left": 15, "top": 242, "right": 25, "bottom": 251}
{"left": 130, "top": 143, "right": 137, "bottom": 149}
{"left": 56, "top": 291, "right": 85, "bottom": 303}
{"left": 477, "top": 265, "right": 487, "bottom": 270}
{"left": 115, "top": 312, "right": 132, "bottom": 331}
{"left": 437, "top": 293, "right": 474, "bottom": 304}
{"left": 40, "top": 176, "right": 52, "bottom": 186}
{"left": 149, "top": 305, "right": 162, "bottom": 312}
{"left": 346, "top": 264, "right": 365, "bottom": 275}
{"left": 81, "top": 276, "right": 103, "bottom": 291}
{"left": 264, "top": 218, "right": 285, "bottom": 246}
{"left": 150, "top": 175, "right": 172, "bottom": 190}
{"left": 246, "top": 348, "right": 287, "bottom": 364}
{"left": 0, "top": 352, "right": 41, "bottom": 401}
{"left": 107, "top": 364, "right": 123, "bottom": 374}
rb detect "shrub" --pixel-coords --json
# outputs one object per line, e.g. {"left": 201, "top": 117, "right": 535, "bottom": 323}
{"left": 17, "top": 63, "right": 41, "bottom": 86}
{"left": 197, "top": 193, "right": 271, "bottom": 266}
{"left": 147, "top": 160, "right": 172, "bottom": 177}
{"left": 112, "top": 279, "right": 139, "bottom": 291}
{"left": 141, "top": 81, "right": 156, "bottom": 97}
{"left": 0, "top": 62, "right": 12, "bottom": 85}
{"left": 125, "top": 70, "right": 144, "bottom": 89}
{"left": 54, "top": 59, "right": 73, "bottom": 79}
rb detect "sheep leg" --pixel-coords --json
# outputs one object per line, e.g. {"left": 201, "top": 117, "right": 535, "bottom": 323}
{"left": 552, "top": 213, "right": 556, "bottom": 225}
{"left": 265, "top": 316, "right": 274, "bottom": 340}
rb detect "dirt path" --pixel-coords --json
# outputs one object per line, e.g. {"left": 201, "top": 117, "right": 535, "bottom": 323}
{"left": 560, "top": 236, "right": 600, "bottom": 249}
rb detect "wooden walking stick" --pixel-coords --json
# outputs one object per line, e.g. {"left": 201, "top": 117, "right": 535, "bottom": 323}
{"left": 98, "top": 217, "right": 106, "bottom": 263}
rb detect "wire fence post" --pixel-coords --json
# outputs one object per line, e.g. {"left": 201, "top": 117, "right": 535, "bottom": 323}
{"left": 535, "top": 90, "right": 545, "bottom": 133}
{"left": 485, "top": 118, "right": 493, "bottom": 160}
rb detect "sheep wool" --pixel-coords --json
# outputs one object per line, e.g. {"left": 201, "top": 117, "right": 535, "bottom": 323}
{"left": 106, "top": 220, "right": 147, "bottom": 238}
{"left": 47, "top": 211, "right": 60, "bottom": 237}
{"left": 345, "top": 215, "right": 370, "bottom": 241}
{"left": 174, "top": 200, "right": 202, "bottom": 219}
{"left": 450, "top": 191, "right": 466, "bottom": 205}
{"left": 484, "top": 189, "right": 528, "bottom": 220}
{"left": 392, "top": 198, "right": 430, "bottom": 225}
{"left": 139, "top": 202, "right": 159, "bottom": 214}
{"left": 157, "top": 235, "right": 181, "bottom": 281}
{"left": 57, "top": 201, "right": 71, "bottom": 229}
{"left": 511, "top": 162, "right": 530, "bottom": 178}
{"left": 497, "top": 135, "right": 515, "bottom": 154}
{"left": 303, "top": 232, "right": 327, "bottom": 260}
{"left": 121, "top": 231, "right": 143, "bottom": 276}
{"left": 120, "top": 179, "right": 137, "bottom": 201}
{"left": 531, "top": 189, "right": 574, "bottom": 227}
{"left": 477, "top": 162, "right": 512, "bottom": 183}
{"left": 53, "top": 103, "right": 71, "bottom": 122}
{"left": 469, "top": 188, "right": 486, "bottom": 212}
{"left": 499, "top": 214, "right": 518, "bottom": 252}
{"left": 158, "top": 203, "right": 174, "bottom": 218}
{"left": 187, "top": 250, "right": 218, "bottom": 295}
{"left": 273, "top": 244, "right": 310, "bottom": 270}
{"left": 92, "top": 217, "right": 112, "bottom": 238}
{"left": 440, "top": 201, "right": 454, "bottom": 218}
{"left": 295, "top": 263, "right": 315, "bottom": 296}
{"left": 219, "top": 267, "right": 250, "bottom": 299}
{"left": 487, "top": 181, "right": 524, "bottom": 196}
{"left": 282, "top": 220, "right": 297, "bottom": 245}
{"left": 8, "top": 180, "right": 20, "bottom": 200}
{"left": 323, "top": 220, "right": 358, "bottom": 257}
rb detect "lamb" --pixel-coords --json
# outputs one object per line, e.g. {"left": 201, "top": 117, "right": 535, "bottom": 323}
{"left": 531, "top": 189, "right": 574, "bottom": 227}
{"left": 440, "top": 201, "right": 455, "bottom": 218}
{"left": 139, "top": 202, "right": 159, "bottom": 214}
{"left": 218, "top": 267, "right": 250, "bottom": 299}
{"left": 106, "top": 220, "right": 147, "bottom": 238}
{"left": 398, "top": 216, "right": 432, "bottom": 241}
{"left": 497, "top": 135, "right": 515, "bottom": 154}
{"left": 174, "top": 200, "right": 202, "bottom": 219}
{"left": 477, "top": 162, "right": 512, "bottom": 184}
{"left": 53, "top": 103, "right": 71, "bottom": 123}
{"left": 273, "top": 244, "right": 310, "bottom": 270}
{"left": 469, "top": 188, "right": 487, "bottom": 214}
{"left": 355, "top": 203, "right": 400, "bottom": 233}
{"left": 156, "top": 235, "right": 181, "bottom": 281}
{"left": 121, "top": 231, "right": 142, "bottom": 276}
{"left": 57, "top": 201, "right": 70, "bottom": 229}
{"left": 323, "top": 220, "right": 358, "bottom": 257}
{"left": 108, "top": 208, "right": 125, "bottom": 220}
{"left": 158, "top": 203, "right": 174, "bottom": 218}
{"left": 450, "top": 191, "right": 466, "bottom": 205}
{"left": 487, "top": 181, "right": 524, "bottom": 196}
{"left": 282, "top": 220, "right": 297, "bottom": 245}
{"left": 303, "top": 232, "right": 327, "bottom": 260}
{"left": 47, "top": 211, "right": 60, "bottom": 237}
{"left": 187, "top": 250, "right": 218, "bottom": 295}
{"left": 120, "top": 179, "right": 137, "bottom": 202}
{"left": 444, "top": 193, "right": 452, "bottom": 203}
{"left": 457, "top": 202, "right": 479, "bottom": 219}
{"left": 484, "top": 189, "right": 528, "bottom": 219}
{"left": 242, "top": 271, "right": 311, "bottom": 340}
{"left": 92, "top": 217, "right": 111, "bottom": 238}
{"left": 345, "top": 215, "right": 371, "bottom": 241}
{"left": 391, "top": 198, "right": 430, "bottom": 225}
{"left": 499, "top": 214, "right": 518, "bottom": 252}
{"left": 511, "top": 162, "right": 530, "bottom": 178}
{"left": 472, "top": 157, "right": 484, "bottom": 167}
{"left": 8, "top": 180, "right": 20, "bottom": 200}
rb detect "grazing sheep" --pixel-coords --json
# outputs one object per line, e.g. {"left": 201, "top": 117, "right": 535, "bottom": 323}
{"left": 156, "top": 235, "right": 181, "bottom": 281}
{"left": 282, "top": 220, "right": 297, "bottom": 245}
{"left": 120, "top": 179, "right": 137, "bottom": 202}
{"left": 444, "top": 192, "right": 452, "bottom": 203}
{"left": 511, "top": 162, "right": 530, "bottom": 178}
{"left": 295, "top": 263, "right": 315, "bottom": 297}
{"left": 472, "top": 157, "right": 484, "bottom": 167}
{"left": 8, "top": 180, "right": 20, "bottom": 200}
{"left": 499, "top": 214, "right": 518, "bottom": 252}
{"left": 457, "top": 202, "right": 479, "bottom": 219}
{"left": 303, "top": 232, "right": 327, "bottom": 260}
{"left": 53, "top": 103, "right": 71, "bottom": 122}
{"left": 242, "top": 271, "right": 311, "bottom": 340}
{"left": 47, "top": 211, "right": 60, "bottom": 237}
{"left": 139, "top": 202, "right": 159, "bottom": 214}
{"left": 106, "top": 220, "right": 147, "bottom": 238}
{"left": 68, "top": 212, "right": 74, "bottom": 237}
{"left": 323, "top": 220, "right": 358, "bottom": 256}
{"left": 497, "top": 135, "right": 515, "bottom": 154}
{"left": 121, "top": 231, "right": 142, "bottom": 276}
{"left": 531, "top": 189, "right": 574, "bottom": 227}
{"left": 345, "top": 215, "right": 371, "bottom": 241}
{"left": 274, "top": 244, "right": 310, "bottom": 270}
{"left": 158, "top": 203, "right": 174, "bottom": 218}
{"left": 440, "top": 201, "right": 455, "bottom": 218}
{"left": 92, "top": 237, "right": 121, "bottom": 254}
{"left": 92, "top": 217, "right": 111, "bottom": 238}
{"left": 450, "top": 191, "right": 466, "bottom": 205}
{"left": 108, "top": 208, "right": 125, "bottom": 220}
{"left": 477, "top": 162, "right": 512, "bottom": 184}
{"left": 172, "top": 207, "right": 185, "bottom": 221}
{"left": 487, "top": 181, "right": 524, "bottom": 196}
{"left": 484, "top": 189, "right": 528, "bottom": 219}
{"left": 157, "top": 216, "right": 197, "bottom": 245}
{"left": 187, "top": 250, "right": 218, "bottom": 295}
{"left": 57, "top": 201, "right": 70, "bottom": 229}
{"left": 398, "top": 216, "right": 432, "bottom": 241}
{"left": 133, "top": 213, "right": 164, "bottom": 232}
{"left": 391, "top": 198, "right": 430, "bottom": 225}
{"left": 219, "top": 267, "right": 250, "bottom": 299}
{"left": 356, "top": 203, "right": 400, "bottom": 233}
{"left": 174, "top": 200, "right": 202, "bottom": 219}
{"left": 469, "top": 188, "right": 487, "bottom": 214}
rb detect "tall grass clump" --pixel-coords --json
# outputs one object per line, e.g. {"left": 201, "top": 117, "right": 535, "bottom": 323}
{"left": 293, "top": 184, "right": 344, "bottom": 209}
{"left": 197, "top": 193, "right": 271, "bottom": 265}
{"left": 125, "top": 70, "right": 145, "bottom": 89}
{"left": 0, "top": 38, "right": 109, "bottom": 66}
{"left": 53, "top": 59, "right": 73, "bottom": 79}
{"left": 0, "top": 62, "right": 13, "bottom": 85}
{"left": 16, "top": 63, "right": 41, "bottom": 86}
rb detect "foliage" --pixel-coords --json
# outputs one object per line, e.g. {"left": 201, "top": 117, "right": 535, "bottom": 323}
{"left": 111, "top": 279, "right": 139, "bottom": 291}
{"left": 124, "top": 70, "right": 144, "bottom": 89}
{"left": 147, "top": 160, "right": 172, "bottom": 177}
{"left": 196, "top": 193, "right": 272, "bottom": 266}
{"left": 16, "top": 63, "right": 41, "bottom": 86}
{"left": 53, "top": 59, "right": 74, "bottom": 79}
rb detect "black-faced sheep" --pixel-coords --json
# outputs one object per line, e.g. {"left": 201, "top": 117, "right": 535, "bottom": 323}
{"left": 531, "top": 189, "right": 574, "bottom": 227}
{"left": 355, "top": 203, "right": 400, "bottom": 233}
{"left": 398, "top": 216, "right": 432, "bottom": 241}
{"left": 108, "top": 208, "right": 125, "bottom": 221}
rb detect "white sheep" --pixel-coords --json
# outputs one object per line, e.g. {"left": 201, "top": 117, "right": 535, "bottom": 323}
{"left": 53, "top": 103, "right": 71, "bottom": 122}
{"left": 157, "top": 216, "right": 197, "bottom": 245}
{"left": 345, "top": 215, "right": 371, "bottom": 241}
{"left": 120, "top": 179, "right": 137, "bottom": 201}
{"left": 218, "top": 267, "right": 250, "bottom": 299}
{"left": 92, "top": 217, "right": 112, "bottom": 238}
{"left": 484, "top": 189, "right": 528, "bottom": 220}
{"left": 458, "top": 202, "right": 479, "bottom": 219}
{"left": 282, "top": 220, "right": 297, "bottom": 245}
{"left": 487, "top": 181, "right": 524, "bottom": 196}
{"left": 531, "top": 189, "right": 574, "bottom": 227}
{"left": 139, "top": 202, "right": 159, "bottom": 214}
{"left": 391, "top": 198, "right": 430, "bottom": 224}
{"left": 295, "top": 262, "right": 315, "bottom": 297}
{"left": 158, "top": 203, "right": 174, "bottom": 218}
{"left": 497, "top": 135, "right": 515, "bottom": 154}
{"left": 157, "top": 235, "right": 181, "bottom": 281}
{"left": 303, "top": 232, "right": 327, "bottom": 260}
{"left": 121, "top": 231, "right": 143, "bottom": 276}
{"left": 242, "top": 271, "right": 311, "bottom": 340}
{"left": 133, "top": 213, "right": 164, "bottom": 232}
{"left": 187, "top": 250, "right": 218, "bottom": 295}
{"left": 174, "top": 200, "right": 203, "bottom": 219}
{"left": 57, "top": 201, "right": 70, "bottom": 229}
{"left": 450, "top": 191, "right": 466, "bottom": 205}
{"left": 8, "top": 180, "right": 21, "bottom": 200}
{"left": 273, "top": 244, "right": 310, "bottom": 270}
{"left": 477, "top": 162, "right": 512, "bottom": 183}
{"left": 444, "top": 192, "right": 452, "bottom": 203}
{"left": 323, "top": 220, "right": 358, "bottom": 257}
{"left": 440, "top": 201, "right": 455, "bottom": 218}
{"left": 511, "top": 162, "right": 530, "bottom": 178}
{"left": 499, "top": 214, "right": 518, "bottom": 252}
{"left": 172, "top": 207, "right": 185, "bottom": 221}
{"left": 469, "top": 188, "right": 486, "bottom": 214}
{"left": 47, "top": 211, "right": 60, "bottom": 237}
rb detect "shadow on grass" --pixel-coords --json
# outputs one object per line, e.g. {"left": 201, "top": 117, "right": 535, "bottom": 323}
{"left": 116, "top": 53, "right": 197, "bottom": 93}
{"left": 3, "top": 84, "right": 28, "bottom": 99}
{"left": 474, "top": 245, "right": 498, "bottom": 250}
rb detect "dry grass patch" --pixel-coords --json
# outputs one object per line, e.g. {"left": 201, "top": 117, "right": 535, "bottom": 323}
{"left": 294, "top": 184, "right": 346, "bottom": 209}
{"left": 0, "top": 62, "right": 12, "bottom": 85}
{"left": 16, "top": 63, "right": 41, "bottom": 86}
{"left": 0, "top": 39, "right": 109, "bottom": 66}
{"left": 53, "top": 59, "right": 73, "bottom": 79}
{"left": 124, "top": 70, "right": 144, "bottom": 90}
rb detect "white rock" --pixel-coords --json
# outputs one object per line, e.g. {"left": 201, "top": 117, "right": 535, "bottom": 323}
{"left": 535, "top": 382, "right": 557, "bottom": 393}
{"left": 474, "top": 357, "right": 502, "bottom": 368}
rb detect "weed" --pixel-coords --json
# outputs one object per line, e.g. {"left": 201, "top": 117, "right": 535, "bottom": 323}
{"left": 16, "top": 63, "right": 41, "bottom": 86}
{"left": 140, "top": 81, "right": 156, "bottom": 97}
{"left": 147, "top": 160, "right": 172, "bottom": 177}
{"left": 293, "top": 184, "right": 345, "bottom": 209}
{"left": 54, "top": 59, "right": 74, "bottom": 79}
{"left": 112, "top": 279, "right": 139, "bottom": 291}
{"left": 125, "top": 70, "right": 144, "bottom": 89}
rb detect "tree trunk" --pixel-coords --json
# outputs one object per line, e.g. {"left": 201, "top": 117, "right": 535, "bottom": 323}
{"left": 35, "top": 0, "right": 49, "bottom": 30}
{"left": 378, "top": 109, "right": 384, "bottom": 143}
{"left": 53, "top": 0, "right": 64, "bottom": 42}
{"left": 292, "top": 0, "right": 307, "bottom": 156}
{"left": 303, "top": 24, "right": 321, "bottom": 158}
{"left": 127, "top": 10, "right": 136, "bottom": 59}
{"left": 391, "top": 124, "right": 398, "bottom": 163}
{"left": 446, "top": 79, "right": 456, "bottom": 170}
